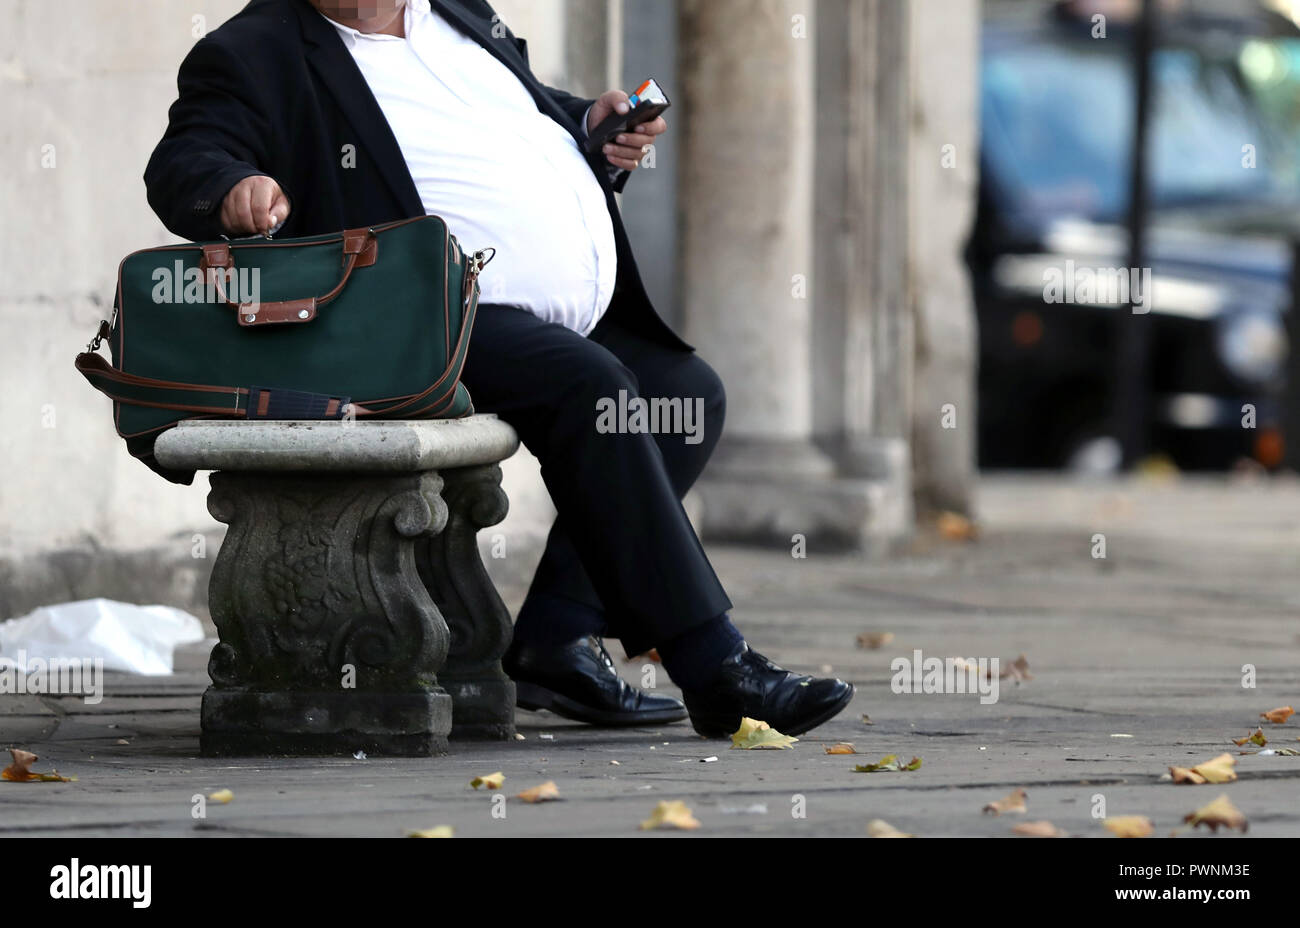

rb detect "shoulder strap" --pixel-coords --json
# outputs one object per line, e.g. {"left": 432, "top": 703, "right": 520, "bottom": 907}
{"left": 76, "top": 352, "right": 359, "bottom": 420}
{"left": 76, "top": 351, "right": 251, "bottom": 415}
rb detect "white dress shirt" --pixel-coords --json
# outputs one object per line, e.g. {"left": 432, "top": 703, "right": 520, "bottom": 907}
{"left": 324, "top": 0, "right": 618, "bottom": 335}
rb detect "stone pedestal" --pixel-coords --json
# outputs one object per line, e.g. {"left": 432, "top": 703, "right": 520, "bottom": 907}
{"left": 154, "top": 417, "right": 520, "bottom": 756}
{"left": 415, "top": 465, "right": 516, "bottom": 740}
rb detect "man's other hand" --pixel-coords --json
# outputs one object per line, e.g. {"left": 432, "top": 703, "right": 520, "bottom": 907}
{"left": 220, "top": 175, "right": 291, "bottom": 236}
{"left": 588, "top": 89, "right": 667, "bottom": 172}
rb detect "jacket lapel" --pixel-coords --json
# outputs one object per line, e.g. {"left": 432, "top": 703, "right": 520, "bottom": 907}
{"left": 291, "top": 0, "right": 424, "bottom": 217}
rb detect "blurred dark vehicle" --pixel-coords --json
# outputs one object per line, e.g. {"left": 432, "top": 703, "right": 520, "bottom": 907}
{"left": 970, "top": 0, "right": 1300, "bottom": 472}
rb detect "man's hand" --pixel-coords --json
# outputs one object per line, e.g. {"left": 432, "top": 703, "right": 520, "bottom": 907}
{"left": 220, "top": 175, "right": 291, "bottom": 236}
{"left": 587, "top": 89, "right": 668, "bottom": 172}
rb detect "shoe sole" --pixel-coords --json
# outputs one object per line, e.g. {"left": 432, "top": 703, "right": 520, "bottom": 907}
{"left": 515, "top": 680, "right": 689, "bottom": 727}
{"left": 690, "top": 683, "right": 857, "bottom": 738}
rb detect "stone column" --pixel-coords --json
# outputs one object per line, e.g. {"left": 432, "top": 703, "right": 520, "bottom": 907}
{"left": 678, "top": 0, "right": 910, "bottom": 551}
{"left": 811, "top": 0, "right": 915, "bottom": 539}
{"left": 906, "top": 0, "right": 980, "bottom": 517}
{"left": 563, "top": 0, "right": 623, "bottom": 99}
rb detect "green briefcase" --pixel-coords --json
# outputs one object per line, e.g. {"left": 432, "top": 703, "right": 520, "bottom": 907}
{"left": 75, "top": 215, "right": 494, "bottom": 485}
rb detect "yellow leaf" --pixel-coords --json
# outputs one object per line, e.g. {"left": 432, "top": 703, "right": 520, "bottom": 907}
{"left": 1, "top": 748, "right": 75, "bottom": 783}
{"left": 515, "top": 780, "right": 560, "bottom": 803}
{"left": 1012, "top": 820, "right": 1065, "bottom": 838}
{"left": 208, "top": 788, "right": 233, "bottom": 804}
{"left": 853, "top": 754, "right": 922, "bottom": 773}
{"left": 1231, "top": 728, "right": 1267, "bottom": 747}
{"left": 730, "top": 718, "right": 797, "bottom": 750}
{"left": 1261, "top": 706, "right": 1295, "bottom": 724}
{"left": 1184, "top": 794, "right": 1248, "bottom": 833}
{"left": 1102, "top": 815, "right": 1153, "bottom": 838}
{"left": 407, "top": 825, "right": 454, "bottom": 838}
{"left": 856, "top": 632, "right": 894, "bottom": 650}
{"left": 470, "top": 771, "right": 504, "bottom": 790}
{"left": 825, "top": 742, "right": 858, "bottom": 755}
{"left": 1170, "top": 753, "right": 1236, "bottom": 785}
{"left": 867, "top": 819, "right": 913, "bottom": 838}
{"left": 937, "top": 511, "right": 977, "bottom": 541}
{"left": 639, "top": 800, "right": 700, "bottom": 831}
{"left": 731, "top": 717, "right": 767, "bottom": 743}
{"left": 982, "top": 788, "right": 1028, "bottom": 815}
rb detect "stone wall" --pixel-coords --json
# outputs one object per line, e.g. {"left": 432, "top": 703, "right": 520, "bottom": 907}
{"left": 0, "top": 0, "right": 570, "bottom": 618}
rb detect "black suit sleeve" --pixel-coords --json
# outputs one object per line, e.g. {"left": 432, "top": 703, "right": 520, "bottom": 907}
{"left": 542, "top": 82, "right": 595, "bottom": 131}
{"left": 144, "top": 38, "right": 280, "bottom": 242}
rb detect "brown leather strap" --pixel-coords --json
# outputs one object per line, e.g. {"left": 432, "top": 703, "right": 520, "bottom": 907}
{"left": 200, "top": 228, "right": 378, "bottom": 327}
{"left": 76, "top": 351, "right": 251, "bottom": 415}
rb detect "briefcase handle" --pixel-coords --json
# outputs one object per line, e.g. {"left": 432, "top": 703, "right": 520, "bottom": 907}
{"left": 199, "top": 228, "right": 378, "bottom": 328}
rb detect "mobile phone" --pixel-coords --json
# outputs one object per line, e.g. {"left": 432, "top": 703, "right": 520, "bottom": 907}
{"left": 584, "top": 79, "right": 671, "bottom": 155}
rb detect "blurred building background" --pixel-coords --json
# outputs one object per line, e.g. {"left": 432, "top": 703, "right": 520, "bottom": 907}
{"left": 0, "top": 0, "right": 980, "bottom": 618}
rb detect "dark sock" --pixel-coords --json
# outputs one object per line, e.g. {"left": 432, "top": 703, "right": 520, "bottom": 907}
{"left": 658, "top": 613, "right": 744, "bottom": 690}
{"left": 512, "top": 592, "right": 605, "bottom": 648}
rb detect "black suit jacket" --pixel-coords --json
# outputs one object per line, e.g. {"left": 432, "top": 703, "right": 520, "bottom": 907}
{"left": 144, "top": 0, "right": 688, "bottom": 350}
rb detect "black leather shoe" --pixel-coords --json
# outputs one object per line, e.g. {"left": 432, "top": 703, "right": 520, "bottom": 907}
{"left": 504, "top": 636, "right": 688, "bottom": 726}
{"left": 681, "top": 643, "right": 854, "bottom": 737}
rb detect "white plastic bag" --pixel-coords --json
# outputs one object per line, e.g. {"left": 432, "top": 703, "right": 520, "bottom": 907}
{"left": 0, "top": 598, "right": 205, "bottom": 675}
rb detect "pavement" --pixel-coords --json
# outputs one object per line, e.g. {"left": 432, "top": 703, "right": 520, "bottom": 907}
{"left": 3, "top": 473, "right": 1299, "bottom": 838}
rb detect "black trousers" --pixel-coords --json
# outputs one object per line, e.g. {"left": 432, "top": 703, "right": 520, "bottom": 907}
{"left": 459, "top": 304, "right": 732, "bottom": 656}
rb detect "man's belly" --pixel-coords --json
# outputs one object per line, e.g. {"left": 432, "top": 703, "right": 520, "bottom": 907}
{"left": 406, "top": 124, "right": 619, "bottom": 335}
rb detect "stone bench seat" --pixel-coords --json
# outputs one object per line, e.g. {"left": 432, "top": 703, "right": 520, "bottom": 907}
{"left": 154, "top": 417, "right": 521, "bottom": 757}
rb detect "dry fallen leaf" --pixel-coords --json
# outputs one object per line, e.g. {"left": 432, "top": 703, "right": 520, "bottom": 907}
{"left": 1232, "top": 728, "right": 1267, "bottom": 747}
{"left": 640, "top": 800, "right": 700, "bottom": 831}
{"left": 2, "top": 749, "right": 75, "bottom": 783}
{"left": 1013, "top": 820, "right": 1065, "bottom": 838}
{"left": 515, "top": 780, "right": 560, "bottom": 803}
{"left": 825, "top": 742, "right": 859, "bottom": 755}
{"left": 731, "top": 717, "right": 797, "bottom": 750}
{"left": 407, "top": 825, "right": 454, "bottom": 838}
{"left": 1184, "top": 794, "right": 1248, "bottom": 833}
{"left": 1000, "top": 654, "right": 1033, "bottom": 682}
{"left": 208, "top": 788, "right": 233, "bottom": 804}
{"left": 471, "top": 771, "right": 505, "bottom": 790}
{"left": 861, "top": 714, "right": 874, "bottom": 725}
{"left": 867, "top": 819, "right": 913, "bottom": 838}
{"left": 856, "top": 631, "right": 895, "bottom": 650}
{"left": 1261, "top": 706, "right": 1295, "bottom": 724}
{"left": 1102, "top": 815, "right": 1153, "bottom": 838}
{"left": 853, "top": 754, "right": 922, "bottom": 773}
{"left": 1169, "top": 753, "right": 1236, "bottom": 785}
{"left": 983, "top": 788, "right": 1028, "bottom": 815}
{"left": 937, "top": 511, "right": 978, "bottom": 541}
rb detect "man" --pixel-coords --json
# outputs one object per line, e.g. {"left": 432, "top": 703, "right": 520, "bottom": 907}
{"left": 145, "top": 0, "right": 854, "bottom": 737}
